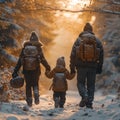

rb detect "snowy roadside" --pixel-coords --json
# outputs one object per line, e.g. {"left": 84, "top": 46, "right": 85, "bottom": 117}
{"left": 0, "top": 91, "right": 120, "bottom": 120}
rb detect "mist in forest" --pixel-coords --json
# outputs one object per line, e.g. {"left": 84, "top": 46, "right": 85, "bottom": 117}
{"left": 1, "top": 0, "right": 120, "bottom": 96}
{"left": 0, "top": 0, "right": 97, "bottom": 96}
{"left": 40, "top": 0, "right": 96, "bottom": 92}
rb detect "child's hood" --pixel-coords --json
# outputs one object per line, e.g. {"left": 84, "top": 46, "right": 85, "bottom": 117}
{"left": 56, "top": 56, "right": 65, "bottom": 67}
{"left": 54, "top": 56, "right": 66, "bottom": 72}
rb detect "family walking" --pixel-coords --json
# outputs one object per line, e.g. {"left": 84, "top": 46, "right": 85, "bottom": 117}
{"left": 11, "top": 22, "right": 104, "bottom": 109}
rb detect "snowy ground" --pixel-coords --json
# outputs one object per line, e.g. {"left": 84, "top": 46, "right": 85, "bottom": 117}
{"left": 0, "top": 91, "right": 120, "bottom": 120}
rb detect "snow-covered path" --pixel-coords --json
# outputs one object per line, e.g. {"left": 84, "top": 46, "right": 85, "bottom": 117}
{"left": 0, "top": 91, "right": 120, "bottom": 120}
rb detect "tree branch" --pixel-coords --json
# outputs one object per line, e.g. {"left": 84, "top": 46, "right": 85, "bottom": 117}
{"left": 14, "top": 0, "right": 120, "bottom": 15}
{"left": 21, "top": 6, "right": 120, "bottom": 15}
{"left": 14, "top": 2, "right": 120, "bottom": 15}
{"left": 112, "top": 0, "right": 120, "bottom": 5}
{"left": 96, "top": 0, "right": 120, "bottom": 5}
{"left": 0, "top": 46, "right": 18, "bottom": 65}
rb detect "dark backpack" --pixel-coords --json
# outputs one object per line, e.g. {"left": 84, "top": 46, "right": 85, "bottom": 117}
{"left": 22, "top": 45, "right": 40, "bottom": 70}
{"left": 76, "top": 33, "right": 100, "bottom": 62}
{"left": 52, "top": 72, "right": 67, "bottom": 91}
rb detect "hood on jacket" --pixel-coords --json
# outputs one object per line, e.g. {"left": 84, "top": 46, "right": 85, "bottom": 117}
{"left": 83, "top": 23, "right": 93, "bottom": 33}
{"left": 79, "top": 23, "right": 94, "bottom": 37}
{"left": 29, "top": 31, "right": 43, "bottom": 46}
{"left": 30, "top": 31, "right": 39, "bottom": 42}
{"left": 23, "top": 41, "right": 43, "bottom": 48}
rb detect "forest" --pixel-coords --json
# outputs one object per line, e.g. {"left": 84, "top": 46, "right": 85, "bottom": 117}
{"left": 0, "top": 0, "right": 120, "bottom": 119}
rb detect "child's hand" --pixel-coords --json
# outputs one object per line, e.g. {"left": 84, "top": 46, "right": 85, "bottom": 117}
{"left": 45, "top": 70, "right": 50, "bottom": 77}
{"left": 70, "top": 73, "right": 75, "bottom": 79}
{"left": 45, "top": 69, "right": 54, "bottom": 79}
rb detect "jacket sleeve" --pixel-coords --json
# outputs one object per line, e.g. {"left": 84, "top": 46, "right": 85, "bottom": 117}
{"left": 13, "top": 49, "right": 24, "bottom": 73}
{"left": 96, "top": 38, "right": 104, "bottom": 73}
{"left": 69, "top": 38, "right": 80, "bottom": 73}
{"left": 38, "top": 47, "right": 51, "bottom": 71}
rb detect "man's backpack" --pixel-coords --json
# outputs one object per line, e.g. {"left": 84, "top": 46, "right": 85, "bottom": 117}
{"left": 76, "top": 33, "right": 100, "bottom": 62}
{"left": 22, "top": 45, "right": 40, "bottom": 70}
{"left": 52, "top": 72, "right": 67, "bottom": 91}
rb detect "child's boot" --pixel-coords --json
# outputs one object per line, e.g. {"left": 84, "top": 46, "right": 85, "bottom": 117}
{"left": 54, "top": 97, "right": 59, "bottom": 108}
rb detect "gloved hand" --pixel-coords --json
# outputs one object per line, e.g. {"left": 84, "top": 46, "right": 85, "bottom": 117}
{"left": 46, "top": 65, "right": 51, "bottom": 72}
{"left": 96, "top": 67, "right": 102, "bottom": 74}
{"left": 45, "top": 70, "right": 49, "bottom": 77}
{"left": 12, "top": 72, "right": 18, "bottom": 78}
{"left": 70, "top": 68, "right": 76, "bottom": 74}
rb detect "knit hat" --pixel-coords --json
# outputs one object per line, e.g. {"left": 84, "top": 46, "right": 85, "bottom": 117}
{"left": 56, "top": 56, "right": 65, "bottom": 67}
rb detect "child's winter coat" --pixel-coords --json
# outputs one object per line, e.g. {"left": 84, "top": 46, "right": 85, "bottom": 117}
{"left": 46, "top": 57, "right": 75, "bottom": 92}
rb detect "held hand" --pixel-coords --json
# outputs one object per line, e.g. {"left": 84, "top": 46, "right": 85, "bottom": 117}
{"left": 46, "top": 65, "right": 51, "bottom": 72}
{"left": 69, "top": 73, "right": 75, "bottom": 79}
{"left": 45, "top": 70, "right": 51, "bottom": 78}
{"left": 12, "top": 72, "right": 18, "bottom": 78}
{"left": 45, "top": 70, "right": 48, "bottom": 76}
{"left": 70, "top": 68, "right": 76, "bottom": 74}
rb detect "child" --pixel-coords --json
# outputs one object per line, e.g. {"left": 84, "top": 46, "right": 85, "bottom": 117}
{"left": 45, "top": 56, "right": 75, "bottom": 108}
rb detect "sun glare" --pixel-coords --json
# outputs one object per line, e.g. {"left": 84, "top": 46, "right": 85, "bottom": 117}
{"left": 68, "top": 0, "right": 93, "bottom": 9}
{"left": 90, "top": 15, "right": 96, "bottom": 24}
{"left": 56, "top": 0, "right": 94, "bottom": 19}
{"left": 69, "top": 0, "right": 80, "bottom": 6}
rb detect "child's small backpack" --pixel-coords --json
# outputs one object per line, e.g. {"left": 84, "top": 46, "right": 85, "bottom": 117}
{"left": 52, "top": 72, "right": 67, "bottom": 92}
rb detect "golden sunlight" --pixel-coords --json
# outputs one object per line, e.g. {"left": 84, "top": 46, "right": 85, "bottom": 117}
{"left": 56, "top": 0, "right": 94, "bottom": 18}
{"left": 90, "top": 15, "right": 96, "bottom": 24}
{"left": 68, "top": 0, "right": 93, "bottom": 9}
{"left": 69, "top": 0, "right": 80, "bottom": 6}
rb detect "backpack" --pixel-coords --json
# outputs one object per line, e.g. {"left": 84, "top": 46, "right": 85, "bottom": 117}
{"left": 76, "top": 33, "right": 100, "bottom": 62}
{"left": 22, "top": 45, "right": 39, "bottom": 70}
{"left": 52, "top": 72, "right": 67, "bottom": 91}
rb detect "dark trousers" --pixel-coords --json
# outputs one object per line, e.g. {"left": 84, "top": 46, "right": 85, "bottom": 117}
{"left": 77, "top": 67, "right": 96, "bottom": 104}
{"left": 53, "top": 91, "right": 66, "bottom": 106}
{"left": 24, "top": 70, "right": 40, "bottom": 104}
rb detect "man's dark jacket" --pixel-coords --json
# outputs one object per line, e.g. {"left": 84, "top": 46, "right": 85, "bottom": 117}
{"left": 70, "top": 31, "right": 104, "bottom": 74}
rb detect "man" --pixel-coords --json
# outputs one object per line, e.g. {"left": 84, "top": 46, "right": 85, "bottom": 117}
{"left": 70, "top": 23, "right": 104, "bottom": 109}
{"left": 12, "top": 31, "right": 51, "bottom": 107}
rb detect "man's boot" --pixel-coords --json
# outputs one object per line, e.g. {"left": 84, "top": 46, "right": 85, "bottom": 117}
{"left": 34, "top": 97, "right": 39, "bottom": 105}
{"left": 34, "top": 88, "right": 40, "bottom": 105}
{"left": 26, "top": 97, "right": 32, "bottom": 107}
{"left": 86, "top": 102, "right": 93, "bottom": 109}
{"left": 34, "top": 94, "right": 39, "bottom": 105}
{"left": 79, "top": 97, "right": 88, "bottom": 107}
